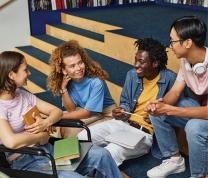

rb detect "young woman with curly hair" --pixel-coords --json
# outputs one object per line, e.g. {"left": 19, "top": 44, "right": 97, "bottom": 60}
{"left": 48, "top": 40, "right": 116, "bottom": 137}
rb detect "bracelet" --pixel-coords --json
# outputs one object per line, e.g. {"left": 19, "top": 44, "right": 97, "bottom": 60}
{"left": 60, "top": 88, "right": 67, "bottom": 95}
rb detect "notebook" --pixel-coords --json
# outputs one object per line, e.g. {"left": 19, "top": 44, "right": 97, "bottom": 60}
{"left": 105, "top": 131, "right": 145, "bottom": 149}
{"left": 54, "top": 137, "right": 80, "bottom": 165}
{"left": 44, "top": 142, "right": 92, "bottom": 171}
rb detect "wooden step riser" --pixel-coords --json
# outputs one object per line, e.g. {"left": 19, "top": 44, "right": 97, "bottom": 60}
{"left": 105, "top": 80, "right": 121, "bottom": 105}
{"left": 23, "top": 80, "right": 45, "bottom": 94}
{"left": 61, "top": 13, "right": 122, "bottom": 35}
{"left": 30, "top": 37, "right": 56, "bottom": 54}
{"left": 104, "top": 31, "right": 136, "bottom": 65}
{"left": 46, "top": 25, "right": 105, "bottom": 54}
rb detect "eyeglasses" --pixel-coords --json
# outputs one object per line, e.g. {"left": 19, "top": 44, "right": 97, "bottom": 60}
{"left": 169, "top": 39, "right": 184, "bottom": 47}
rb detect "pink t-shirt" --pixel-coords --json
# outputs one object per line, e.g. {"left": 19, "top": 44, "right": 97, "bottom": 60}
{"left": 176, "top": 47, "right": 208, "bottom": 105}
{"left": 0, "top": 89, "right": 36, "bottom": 135}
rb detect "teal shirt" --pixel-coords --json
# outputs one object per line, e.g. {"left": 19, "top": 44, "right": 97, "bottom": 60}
{"left": 66, "top": 77, "right": 115, "bottom": 112}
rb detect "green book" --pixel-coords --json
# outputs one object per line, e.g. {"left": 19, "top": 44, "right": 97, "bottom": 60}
{"left": 54, "top": 136, "right": 80, "bottom": 165}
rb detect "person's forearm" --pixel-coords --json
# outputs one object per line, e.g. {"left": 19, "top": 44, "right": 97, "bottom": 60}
{"left": 167, "top": 106, "right": 208, "bottom": 119}
{"left": 4, "top": 132, "right": 44, "bottom": 149}
{"left": 62, "top": 109, "right": 91, "bottom": 120}
{"left": 46, "top": 108, "right": 62, "bottom": 126}
{"left": 62, "top": 92, "right": 76, "bottom": 111}
{"left": 163, "top": 91, "right": 180, "bottom": 105}
{"left": 162, "top": 81, "right": 185, "bottom": 105}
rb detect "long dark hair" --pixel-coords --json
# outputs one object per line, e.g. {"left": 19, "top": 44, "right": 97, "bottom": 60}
{"left": 0, "top": 51, "right": 25, "bottom": 95}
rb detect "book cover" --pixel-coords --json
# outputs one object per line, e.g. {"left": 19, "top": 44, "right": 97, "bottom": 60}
{"left": 54, "top": 136, "right": 80, "bottom": 164}
{"left": 44, "top": 142, "right": 92, "bottom": 171}
{"left": 23, "top": 106, "right": 40, "bottom": 126}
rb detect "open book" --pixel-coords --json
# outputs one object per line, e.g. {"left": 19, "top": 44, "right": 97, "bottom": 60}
{"left": 105, "top": 131, "right": 145, "bottom": 149}
{"left": 23, "top": 106, "right": 40, "bottom": 126}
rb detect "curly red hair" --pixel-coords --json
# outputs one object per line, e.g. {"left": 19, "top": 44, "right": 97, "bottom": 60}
{"left": 48, "top": 40, "right": 108, "bottom": 96}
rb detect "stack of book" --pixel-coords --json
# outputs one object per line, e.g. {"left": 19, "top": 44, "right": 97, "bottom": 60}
{"left": 54, "top": 136, "right": 80, "bottom": 166}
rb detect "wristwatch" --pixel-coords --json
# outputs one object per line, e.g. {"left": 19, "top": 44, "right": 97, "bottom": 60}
{"left": 60, "top": 88, "right": 67, "bottom": 95}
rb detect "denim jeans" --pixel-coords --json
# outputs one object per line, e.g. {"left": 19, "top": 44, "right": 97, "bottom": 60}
{"left": 150, "top": 97, "right": 208, "bottom": 177}
{"left": 9, "top": 144, "right": 123, "bottom": 178}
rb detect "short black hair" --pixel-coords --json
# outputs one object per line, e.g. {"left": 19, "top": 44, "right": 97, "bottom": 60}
{"left": 170, "top": 16, "right": 207, "bottom": 47}
{"left": 134, "top": 38, "right": 167, "bottom": 70}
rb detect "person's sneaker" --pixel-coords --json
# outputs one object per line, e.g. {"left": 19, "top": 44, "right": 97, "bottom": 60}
{"left": 147, "top": 156, "right": 186, "bottom": 178}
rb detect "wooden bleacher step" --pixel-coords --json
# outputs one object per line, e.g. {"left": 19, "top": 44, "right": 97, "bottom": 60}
{"left": 27, "top": 65, "right": 48, "bottom": 91}
{"left": 61, "top": 12, "right": 122, "bottom": 35}
{"left": 48, "top": 23, "right": 104, "bottom": 42}
{"left": 45, "top": 23, "right": 106, "bottom": 55}
{"left": 25, "top": 80, "right": 45, "bottom": 94}
{"left": 30, "top": 34, "right": 64, "bottom": 54}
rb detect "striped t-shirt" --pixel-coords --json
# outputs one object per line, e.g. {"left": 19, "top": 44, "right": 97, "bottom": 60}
{"left": 0, "top": 89, "right": 36, "bottom": 143}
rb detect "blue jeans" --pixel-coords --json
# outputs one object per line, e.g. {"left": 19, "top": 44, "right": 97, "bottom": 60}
{"left": 150, "top": 98, "right": 208, "bottom": 177}
{"left": 9, "top": 144, "right": 123, "bottom": 178}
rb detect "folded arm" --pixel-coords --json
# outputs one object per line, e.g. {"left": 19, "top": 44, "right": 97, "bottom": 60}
{"left": 25, "top": 97, "right": 62, "bottom": 134}
{"left": 0, "top": 119, "right": 49, "bottom": 149}
{"left": 62, "top": 108, "right": 91, "bottom": 120}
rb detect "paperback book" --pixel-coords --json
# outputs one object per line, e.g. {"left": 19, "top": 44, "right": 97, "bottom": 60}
{"left": 54, "top": 136, "right": 80, "bottom": 165}
{"left": 23, "top": 106, "right": 40, "bottom": 126}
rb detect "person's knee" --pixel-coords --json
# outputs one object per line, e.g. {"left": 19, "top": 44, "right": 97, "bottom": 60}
{"left": 149, "top": 115, "right": 158, "bottom": 124}
{"left": 105, "top": 144, "right": 124, "bottom": 166}
{"left": 90, "top": 145, "right": 111, "bottom": 161}
{"left": 149, "top": 115, "right": 164, "bottom": 125}
{"left": 185, "top": 119, "right": 202, "bottom": 141}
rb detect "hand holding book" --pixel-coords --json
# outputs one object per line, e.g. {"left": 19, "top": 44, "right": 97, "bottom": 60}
{"left": 24, "top": 106, "right": 50, "bottom": 134}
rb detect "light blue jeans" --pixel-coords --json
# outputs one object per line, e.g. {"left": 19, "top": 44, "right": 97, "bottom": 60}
{"left": 150, "top": 98, "right": 208, "bottom": 178}
{"left": 8, "top": 144, "right": 123, "bottom": 178}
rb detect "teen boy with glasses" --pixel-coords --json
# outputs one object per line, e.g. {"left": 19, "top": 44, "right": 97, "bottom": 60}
{"left": 145, "top": 16, "right": 208, "bottom": 178}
